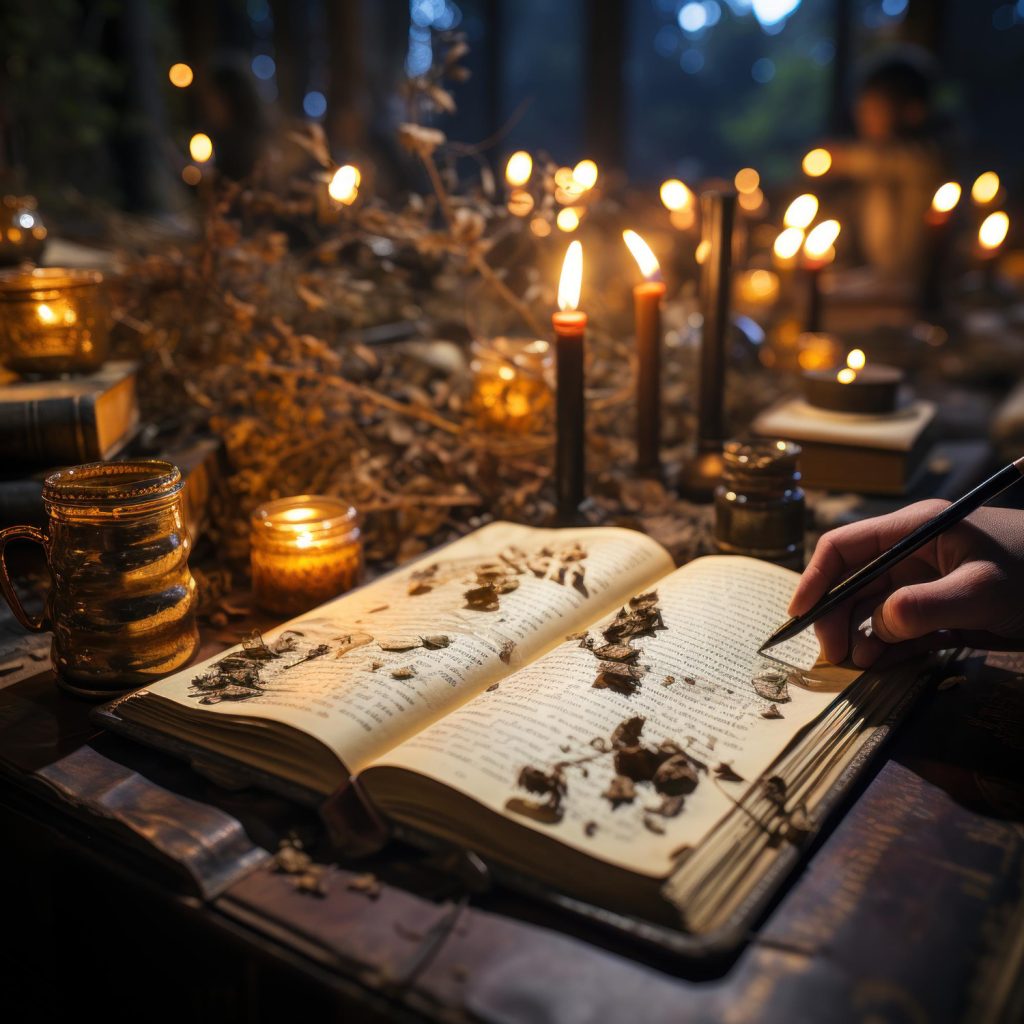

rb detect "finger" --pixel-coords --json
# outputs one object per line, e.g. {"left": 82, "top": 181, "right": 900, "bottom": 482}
{"left": 871, "top": 561, "right": 1003, "bottom": 646}
{"left": 810, "top": 559, "right": 937, "bottom": 665}
{"left": 788, "top": 499, "right": 950, "bottom": 616}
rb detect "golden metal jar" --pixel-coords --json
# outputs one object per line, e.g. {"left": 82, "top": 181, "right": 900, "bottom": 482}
{"left": 0, "top": 460, "right": 199, "bottom": 698}
{"left": 0, "top": 267, "right": 110, "bottom": 375}
{"left": 251, "top": 495, "right": 363, "bottom": 617}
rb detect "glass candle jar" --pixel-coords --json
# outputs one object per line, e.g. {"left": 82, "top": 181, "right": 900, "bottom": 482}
{"left": 0, "top": 267, "right": 110, "bottom": 375}
{"left": 714, "top": 440, "right": 805, "bottom": 570}
{"left": 250, "top": 495, "right": 363, "bottom": 617}
{"left": 0, "top": 459, "right": 200, "bottom": 698}
{"left": 469, "top": 336, "right": 553, "bottom": 432}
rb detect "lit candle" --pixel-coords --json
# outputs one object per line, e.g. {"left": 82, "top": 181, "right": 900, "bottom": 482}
{"left": 622, "top": 230, "right": 665, "bottom": 477}
{"left": 802, "top": 219, "right": 841, "bottom": 332}
{"left": 971, "top": 171, "right": 1000, "bottom": 206}
{"left": 978, "top": 209, "right": 1010, "bottom": 290}
{"left": 783, "top": 193, "right": 819, "bottom": 230}
{"left": 922, "top": 182, "right": 961, "bottom": 314}
{"left": 553, "top": 240, "right": 586, "bottom": 522}
{"left": 317, "top": 164, "right": 361, "bottom": 225}
{"left": 505, "top": 151, "right": 533, "bottom": 187}
{"left": 802, "top": 148, "right": 832, "bottom": 177}
{"left": 802, "top": 348, "right": 904, "bottom": 414}
{"left": 250, "top": 496, "right": 363, "bottom": 617}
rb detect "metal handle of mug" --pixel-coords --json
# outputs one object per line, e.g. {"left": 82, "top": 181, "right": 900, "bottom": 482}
{"left": 0, "top": 525, "right": 50, "bottom": 633}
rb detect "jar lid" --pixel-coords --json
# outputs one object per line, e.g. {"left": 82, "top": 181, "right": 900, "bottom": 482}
{"left": 252, "top": 494, "right": 359, "bottom": 536}
{"left": 0, "top": 267, "right": 103, "bottom": 295}
{"left": 723, "top": 439, "right": 802, "bottom": 474}
{"left": 43, "top": 460, "right": 183, "bottom": 508}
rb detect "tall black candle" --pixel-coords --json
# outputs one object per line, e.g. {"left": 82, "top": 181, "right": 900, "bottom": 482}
{"left": 696, "top": 191, "right": 736, "bottom": 451}
{"left": 553, "top": 240, "right": 587, "bottom": 523}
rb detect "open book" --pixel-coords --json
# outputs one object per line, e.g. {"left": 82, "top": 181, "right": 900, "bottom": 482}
{"left": 99, "top": 522, "right": 935, "bottom": 942}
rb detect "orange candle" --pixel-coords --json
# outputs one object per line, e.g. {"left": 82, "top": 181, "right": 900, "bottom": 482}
{"left": 623, "top": 230, "right": 666, "bottom": 477}
{"left": 553, "top": 240, "right": 587, "bottom": 522}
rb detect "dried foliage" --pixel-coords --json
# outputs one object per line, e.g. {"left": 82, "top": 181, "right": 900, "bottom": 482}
{"left": 108, "top": 35, "right": 782, "bottom": 575}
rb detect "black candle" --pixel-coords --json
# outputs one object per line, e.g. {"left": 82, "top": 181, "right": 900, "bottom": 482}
{"left": 553, "top": 240, "right": 587, "bottom": 523}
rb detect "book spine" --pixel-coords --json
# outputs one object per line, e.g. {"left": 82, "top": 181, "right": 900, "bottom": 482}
{"left": 0, "top": 396, "right": 98, "bottom": 465}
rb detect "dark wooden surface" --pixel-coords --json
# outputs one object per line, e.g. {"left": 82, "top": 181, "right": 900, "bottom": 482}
{"left": 3, "top": 611, "right": 1024, "bottom": 1023}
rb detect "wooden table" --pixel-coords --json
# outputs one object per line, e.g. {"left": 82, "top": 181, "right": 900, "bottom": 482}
{"left": 2, "top": 601, "right": 1024, "bottom": 1023}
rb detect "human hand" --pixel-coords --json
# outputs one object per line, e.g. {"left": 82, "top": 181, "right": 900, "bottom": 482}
{"left": 788, "top": 500, "right": 1024, "bottom": 668}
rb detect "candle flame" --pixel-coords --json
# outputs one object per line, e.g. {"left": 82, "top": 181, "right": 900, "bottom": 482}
{"left": 37, "top": 303, "right": 57, "bottom": 325}
{"left": 734, "top": 167, "right": 760, "bottom": 194}
{"left": 328, "top": 164, "right": 361, "bottom": 204}
{"left": 784, "top": 193, "right": 818, "bottom": 229}
{"left": 505, "top": 151, "right": 533, "bottom": 187}
{"left": 557, "top": 240, "right": 583, "bottom": 312}
{"left": 296, "top": 531, "right": 314, "bottom": 549}
{"left": 498, "top": 365, "right": 516, "bottom": 381}
{"left": 773, "top": 227, "right": 805, "bottom": 261}
{"left": 931, "top": 182, "right": 961, "bottom": 214}
{"left": 971, "top": 171, "right": 1000, "bottom": 205}
{"left": 660, "top": 178, "right": 693, "bottom": 212}
{"left": 189, "top": 132, "right": 213, "bottom": 163}
{"left": 572, "top": 159, "right": 599, "bottom": 190}
{"left": 804, "top": 219, "right": 841, "bottom": 259}
{"left": 802, "top": 148, "right": 832, "bottom": 177}
{"left": 979, "top": 210, "right": 1009, "bottom": 250}
{"left": 168, "top": 63, "right": 193, "bottom": 88}
{"left": 846, "top": 348, "right": 866, "bottom": 370}
{"left": 622, "top": 230, "right": 660, "bottom": 279}
{"left": 556, "top": 207, "right": 581, "bottom": 232}
{"left": 837, "top": 367, "right": 857, "bottom": 384}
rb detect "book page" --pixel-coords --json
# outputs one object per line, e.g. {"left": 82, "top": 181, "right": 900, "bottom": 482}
{"left": 365, "top": 556, "right": 860, "bottom": 878}
{"left": 127, "top": 522, "right": 673, "bottom": 772}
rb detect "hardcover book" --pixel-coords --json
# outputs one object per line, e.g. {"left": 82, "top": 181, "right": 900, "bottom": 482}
{"left": 0, "top": 360, "right": 139, "bottom": 465}
{"left": 96, "top": 522, "right": 942, "bottom": 948}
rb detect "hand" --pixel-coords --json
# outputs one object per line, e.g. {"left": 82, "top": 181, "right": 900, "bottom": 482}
{"left": 788, "top": 500, "right": 1024, "bottom": 668}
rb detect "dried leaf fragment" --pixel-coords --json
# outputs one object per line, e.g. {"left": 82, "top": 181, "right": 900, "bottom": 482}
{"left": 761, "top": 703, "right": 784, "bottom": 719}
{"left": 611, "top": 715, "right": 646, "bottom": 749}
{"left": 593, "top": 643, "right": 639, "bottom": 663}
{"left": 763, "top": 775, "right": 788, "bottom": 808}
{"left": 421, "top": 634, "right": 451, "bottom": 650}
{"left": 603, "top": 774, "right": 637, "bottom": 808}
{"left": 379, "top": 636, "right": 423, "bottom": 652}
{"left": 391, "top": 666, "right": 416, "bottom": 680}
{"left": 498, "top": 639, "right": 516, "bottom": 664}
{"left": 464, "top": 583, "right": 500, "bottom": 612}
{"left": 752, "top": 670, "right": 791, "bottom": 703}
{"left": 653, "top": 755, "right": 699, "bottom": 796}
{"left": 714, "top": 762, "right": 745, "bottom": 783}
{"left": 643, "top": 814, "right": 666, "bottom": 835}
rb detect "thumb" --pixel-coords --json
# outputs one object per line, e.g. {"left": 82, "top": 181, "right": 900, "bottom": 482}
{"left": 871, "top": 561, "right": 1001, "bottom": 645}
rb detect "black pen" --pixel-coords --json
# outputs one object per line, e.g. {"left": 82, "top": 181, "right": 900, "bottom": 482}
{"left": 759, "top": 455, "right": 1024, "bottom": 654}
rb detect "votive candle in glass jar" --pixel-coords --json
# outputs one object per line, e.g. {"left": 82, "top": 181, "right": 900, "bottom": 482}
{"left": 470, "top": 336, "right": 553, "bottom": 432}
{"left": 251, "top": 495, "right": 363, "bottom": 617}
{"left": 0, "top": 267, "right": 110, "bottom": 375}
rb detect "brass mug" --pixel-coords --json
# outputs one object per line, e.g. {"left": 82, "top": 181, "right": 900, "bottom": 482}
{"left": 0, "top": 460, "right": 200, "bottom": 698}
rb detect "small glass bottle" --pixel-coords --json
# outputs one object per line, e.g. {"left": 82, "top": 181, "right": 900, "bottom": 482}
{"left": 250, "top": 495, "right": 363, "bottom": 617}
{"left": 714, "top": 440, "right": 805, "bottom": 570}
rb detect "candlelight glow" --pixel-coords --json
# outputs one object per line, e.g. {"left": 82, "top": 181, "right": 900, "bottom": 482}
{"left": 181, "top": 165, "right": 202, "bottom": 186}
{"left": 660, "top": 178, "right": 694, "bottom": 211}
{"left": 572, "top": 159, "right": 599, "bottom": 190}
{"left": 931, "top": 182, "right": 961, "bottom": 214}
{"left": 979, "top": 210, "right": 1010, "bottom": 250}
{"left": 971, "top": 171, "right": 1000, "bottom": 205}
{"left": 784, "top": 193, "right": 818, "bottom": 229}
{"left": 734, "top": 167, "right": 760, "bottom": 194}
{"left": 328, "top": 164, "right": 360, "bottom": 204}
{"left": 556, "top": 207, "right": 581, "bottom": 232}
{"left": 802, "top": 148, "right": 832, "bottom": 177}
{"left": 557, "top": 240, "right": 583, "bottom": 312}
{"left": 37, "top": 303, "right": 57, "bottom": 325}
{"left": 670, "top": 207, "right": 696, "bottom": 230}
{"left": 846, "top": 348, "right": 866, "bottom": 370}
{"left": 738, "top": 188, "right": 764, "bottom": 212}
{"left": 295, "top": 531, "right": 314, "bottom": 549}
{"left": 189, "top": 132, "right": 213, "bottom": 163}
{"left": 695, "top": 239, "right": 711, "bottom": 265}
{"left": 622, "top": 230, "right": 660, "bottom": 279}
{"left": 505, "top": 151, "right": 533, "bottom": 187}
{"left": 837, "top": 367, "right": 857, "bottom": 384}
{"left": 169, "top": 63, "right": 194, "bottom": 88}
{"left": 530, "top": 216, "right": 552, "bottom": 237}
{"left": 773, "top": 227, "right": 805, "bottom": 261}
{"left": 507, "top": 189, "right": 534, "bottom": 217}
{"left": 804, "top": 219, "right": 841, "bottom": 259}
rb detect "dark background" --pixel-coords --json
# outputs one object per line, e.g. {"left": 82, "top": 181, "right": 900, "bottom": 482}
{"left": 0, "top": 0, "right": 1021, "bottom": 211}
